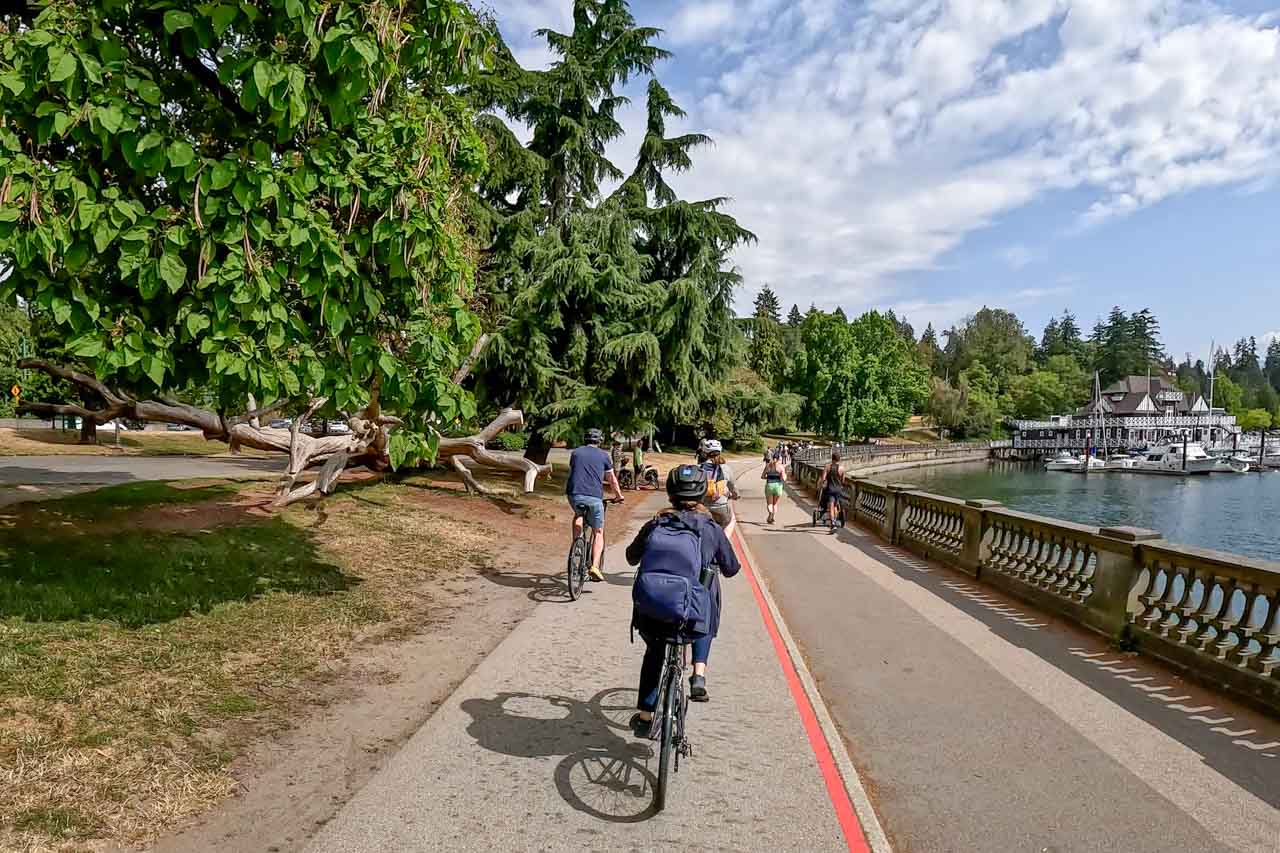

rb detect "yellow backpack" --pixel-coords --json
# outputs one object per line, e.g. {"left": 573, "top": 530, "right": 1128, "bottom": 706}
{"left": 700, "top": 461, "right": 727, "bottom": 502}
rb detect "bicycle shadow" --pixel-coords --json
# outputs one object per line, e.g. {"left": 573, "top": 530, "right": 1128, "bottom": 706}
{"left": 478, "top": 568, "right": 571, "bottom": 603}
{"left": 459, "top": 687, "right": 660, "bottom": 823}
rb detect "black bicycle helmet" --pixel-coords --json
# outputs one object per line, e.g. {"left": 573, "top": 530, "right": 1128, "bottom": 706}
{"left": 585, "top": 428, "right": 604, "bottom": 444}
{"left": 666, "top": 464, "right": 707, "bottom": 502}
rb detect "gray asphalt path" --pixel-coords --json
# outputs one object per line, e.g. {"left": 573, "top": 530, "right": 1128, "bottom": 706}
{"left": 741, "top": 473, "right": 1280, "bottom": 852}
{"left": 0, "top": 455, "right": 280, "bottom": 485}
{"left": 306, "top": 490, "right": 857, "bottom": 853}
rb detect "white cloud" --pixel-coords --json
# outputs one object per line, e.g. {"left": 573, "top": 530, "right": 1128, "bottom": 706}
{"left": 657, "top": 0, "right": 1280, "bottom": 314}
{"left": 1000, "top": 245, "right": 1035, "bottom": 269}
{"left": 485, "top": 1, "right": 1280, "bottom": 322}
{"left": 667, "top": 1, "right": 736, "bottom": 44}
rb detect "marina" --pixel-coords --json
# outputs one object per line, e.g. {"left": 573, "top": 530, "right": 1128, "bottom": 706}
{"left": 892, "top": 459, "right": 1280, "bottom": 561}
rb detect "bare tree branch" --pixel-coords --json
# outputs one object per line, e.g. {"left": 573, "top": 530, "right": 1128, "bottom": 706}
{"left": 17, "top": 359, "right": 125, "bottom": 406}
{"left": 452, "top": 333, "right": 491, "bottom": 385}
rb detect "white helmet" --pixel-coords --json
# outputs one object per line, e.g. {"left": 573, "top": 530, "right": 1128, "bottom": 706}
{"left": 703, "top": 438, "right": 723, "bottom": 454}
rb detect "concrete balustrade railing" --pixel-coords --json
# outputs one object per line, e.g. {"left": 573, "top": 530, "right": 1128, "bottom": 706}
{"left": 790, "top": 458, "right": 1280, "bottom": 714}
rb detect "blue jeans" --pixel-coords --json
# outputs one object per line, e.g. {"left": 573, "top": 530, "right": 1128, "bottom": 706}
{"left": 568, "top": 494, "right": 605, "bottom": 529}
{"left": 637, "top": 635, "right": 712, "bottom": 712}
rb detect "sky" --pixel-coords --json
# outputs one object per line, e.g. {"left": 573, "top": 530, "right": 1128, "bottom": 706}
{"left": 487, "top": 0, "right": 1280, "bottom": 363}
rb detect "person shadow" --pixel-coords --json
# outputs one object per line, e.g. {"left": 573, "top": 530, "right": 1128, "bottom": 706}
{"left": 459, "top": 687, "right": 661, "bottom": 822}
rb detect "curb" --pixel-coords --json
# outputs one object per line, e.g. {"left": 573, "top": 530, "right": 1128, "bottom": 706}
{"left": 733, "top": 490, "right": 893, "bottom": 853}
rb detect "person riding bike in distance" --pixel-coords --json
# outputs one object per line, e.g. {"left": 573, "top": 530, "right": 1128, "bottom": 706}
{"left": 698, "top": 439, "right": 740, "bottom": 532}
{"left": 626, "top": 465, "right": 741, "bottom": 736}
{"left": 566, "top": 428, "right": 625, "bottom": 581}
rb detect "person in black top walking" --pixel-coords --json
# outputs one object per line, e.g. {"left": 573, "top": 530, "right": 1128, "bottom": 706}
{"left": 762, "top": 450, "right": 786, "bottom": 524}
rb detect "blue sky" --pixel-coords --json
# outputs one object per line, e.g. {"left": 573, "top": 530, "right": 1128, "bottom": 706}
{"left": 489, "top": 0, "right": 1280, "bottom": 361}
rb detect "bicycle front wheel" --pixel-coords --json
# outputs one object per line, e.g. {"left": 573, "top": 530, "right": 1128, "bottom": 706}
{"left": 654, "top": 667, "right": 679, "bottom": 812}
{"left": 567, "top": 536, "right": 587, "bottom": 600}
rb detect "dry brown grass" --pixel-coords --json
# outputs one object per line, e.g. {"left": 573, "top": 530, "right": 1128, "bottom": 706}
{"left": 0, "top": 480, "right": 499, "bottom": 852}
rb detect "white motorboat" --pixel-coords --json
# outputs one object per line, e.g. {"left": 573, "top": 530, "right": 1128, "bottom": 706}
{"left": 1134, "top": 441, "right": 1218, "bottom": 475}
{"left": 1044, "top": 451, "right": 1084, "bottom": 471}
{"left": 1104, "top": 454, "right": 1138, "bottom": 470}
{"left": 1226, "top": 456, "right": 1253, "bottom": 474}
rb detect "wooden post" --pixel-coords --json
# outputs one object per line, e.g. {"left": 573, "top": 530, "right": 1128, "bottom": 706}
{"left": 1182, "top": 431, "right": 1187, "bottom": 472}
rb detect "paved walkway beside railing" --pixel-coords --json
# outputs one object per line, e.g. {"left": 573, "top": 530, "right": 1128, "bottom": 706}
{"left": 740, "top": 472, "right": 1280, "bottom": 852}
{"left": 789, "top": 457, "right": 1280, "bottom": 715}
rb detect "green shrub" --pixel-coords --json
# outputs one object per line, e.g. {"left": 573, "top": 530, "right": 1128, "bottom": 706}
{"left": 493, "top": 431, "right": 528, "bottom": 451}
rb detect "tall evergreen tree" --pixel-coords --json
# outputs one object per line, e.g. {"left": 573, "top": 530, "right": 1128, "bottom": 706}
{"left": 1128, "top": 308, "right": 1165, "bottom": 371}
{"left": 467, "top": 0, "right": 753, "bottom": 459}
{"left": 918, "top": 323, "right": 942, "bottom": 373}
{"left": 753, "top": 286, "right": 782, "bottom": 325}
{"left": 1266, "top": 338, "right": 1280, "bottom": 393}
{"left": 787, "top": 304, "right": 803, "bottom": 328}
{"left": 1038, "top": 317, "right": 1062, "bottom": 362}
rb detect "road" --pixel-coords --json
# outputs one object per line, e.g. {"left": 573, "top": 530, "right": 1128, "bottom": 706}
{"left": 305, "top": 484, "right": 880, "bottom": 853}
{"left": 0, "top": 455, "right": 280, "bottom": 486}
{"left": 740, "top": 473, "right": 1280, "bottom": 852}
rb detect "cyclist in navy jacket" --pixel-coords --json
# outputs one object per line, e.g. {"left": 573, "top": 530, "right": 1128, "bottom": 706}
{"left": 625, "top": 465, "right": 740, "bottom": 736}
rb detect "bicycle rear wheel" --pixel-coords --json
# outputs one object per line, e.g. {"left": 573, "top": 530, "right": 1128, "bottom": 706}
{"left": 567, "top": 535, "right": 587, "bottom": 600}
{"left": 654, "top": 663, "right": 679, "bottom": 812}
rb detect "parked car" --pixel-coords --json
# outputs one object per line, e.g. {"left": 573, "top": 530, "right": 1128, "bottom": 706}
{"left": 268, "top": 419, "right": 292, "bottom": 430}
{"left": 166, "top": 423, "right": 196, "bottom": 431}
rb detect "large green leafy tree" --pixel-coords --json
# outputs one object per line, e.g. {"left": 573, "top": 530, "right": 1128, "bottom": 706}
{"left": 467, "top": 0, "right": 752, "bottom": 459}
{"left": 942, "top": 308, "right": 1033, "bottom": 392}
{"left": 789, "top": 309, "right": 927, "bottom": 440}
{"left": 0, "top": 0, "right": 490, "bottom": 480}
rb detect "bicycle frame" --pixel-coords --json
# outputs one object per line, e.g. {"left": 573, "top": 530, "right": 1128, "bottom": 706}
{"left": 653, "top": 639, "right": 692, "bottom": 811}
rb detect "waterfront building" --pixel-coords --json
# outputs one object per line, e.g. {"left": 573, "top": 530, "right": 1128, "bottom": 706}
{"left": 1010, "top": 375, "right": 1239, "bottom": 453}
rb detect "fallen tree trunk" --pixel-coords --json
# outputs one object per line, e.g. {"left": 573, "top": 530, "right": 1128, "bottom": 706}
{"left": 16, "top": 359, "right": 545, "bottom": 504}
{"left": 436, "top": 408, "right": 551, "bottom": 495}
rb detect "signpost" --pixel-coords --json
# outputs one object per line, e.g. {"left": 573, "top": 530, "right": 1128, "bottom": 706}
{"left": 9, "top": 384, "right": 18, "bottom": 431}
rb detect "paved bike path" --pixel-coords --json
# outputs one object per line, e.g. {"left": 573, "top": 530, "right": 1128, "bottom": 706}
{"left": 307, "top": 488, "right": 862, "bottom": 852}
{"left": 739, "top": 472, "right": 1280, "bottom": 852}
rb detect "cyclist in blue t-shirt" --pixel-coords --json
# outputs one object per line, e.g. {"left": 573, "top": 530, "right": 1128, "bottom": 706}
{"left": 566, "top": 428, "right": 625, "bottom": 581}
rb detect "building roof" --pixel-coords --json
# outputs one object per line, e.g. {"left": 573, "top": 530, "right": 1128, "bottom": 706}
{"left": 1079, "top": 375, "right": 1203, "bottom": 417}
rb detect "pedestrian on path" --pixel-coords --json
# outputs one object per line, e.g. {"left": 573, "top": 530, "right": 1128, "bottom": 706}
{"left": 625, "top": 465, "right": 741, "bottom": 736}
{"left": 761, "top": 450, "right": 786, "bottom": 524}
{"left": 819, "top": 449, "right": 846, "bottom": 534}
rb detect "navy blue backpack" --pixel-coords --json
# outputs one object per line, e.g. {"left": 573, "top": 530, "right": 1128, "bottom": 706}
{"left": 632, "top": 514, "right": 711, "bottom": 636}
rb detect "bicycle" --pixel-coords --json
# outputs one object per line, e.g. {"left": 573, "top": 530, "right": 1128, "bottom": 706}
{"left": 652, "top": 638, "right": 692, "bottom": 813}
{"left": 567, "top": 497, "right": 623, "bottom": 601}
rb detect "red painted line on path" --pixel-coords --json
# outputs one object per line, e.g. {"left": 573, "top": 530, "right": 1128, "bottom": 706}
{"left": 731, "top": 529, "right": 872, "bottom": 853}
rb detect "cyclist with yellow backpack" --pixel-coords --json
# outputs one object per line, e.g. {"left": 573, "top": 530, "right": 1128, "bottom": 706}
{"left": 697, "top": 439, "right": 739, "bottom": 532}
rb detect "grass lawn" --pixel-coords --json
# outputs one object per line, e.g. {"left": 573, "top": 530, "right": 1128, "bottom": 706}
{"left": 0, "top": 427, "right": 267, "bottom": 457}
{"left": 0, "top": 477, "right": 503, "bottom": 851}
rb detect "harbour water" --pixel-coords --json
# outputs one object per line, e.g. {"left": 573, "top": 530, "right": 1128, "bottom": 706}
{"left": 891, "top": 461, "right": 1280, "bottom": 563}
